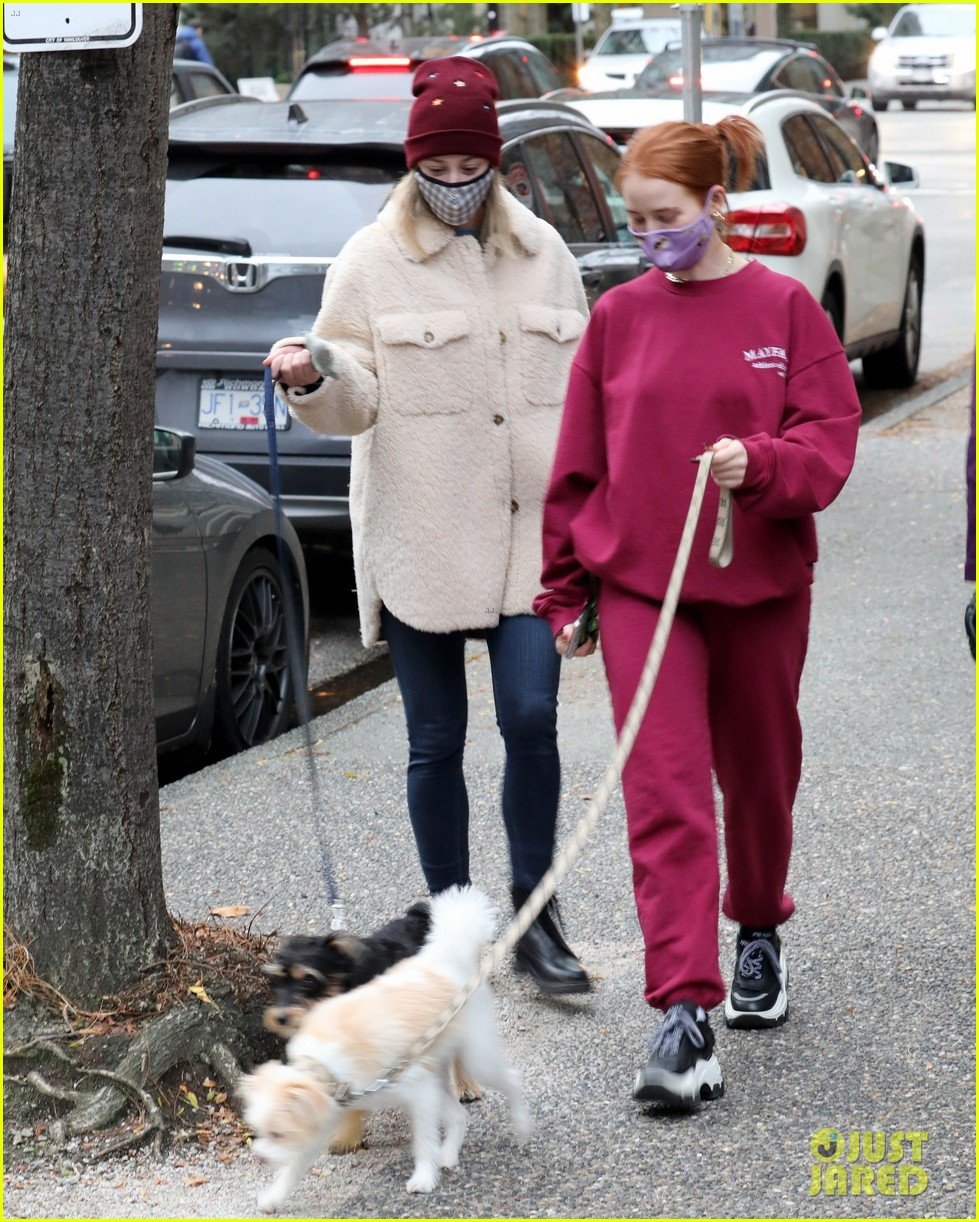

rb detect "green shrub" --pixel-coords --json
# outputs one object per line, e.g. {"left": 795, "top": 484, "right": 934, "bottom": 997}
{"left": 525, "top": 32, "right": 597, "bottom": 88}
{"left": 793, "top": 29, "right": 875, "bottom": 82}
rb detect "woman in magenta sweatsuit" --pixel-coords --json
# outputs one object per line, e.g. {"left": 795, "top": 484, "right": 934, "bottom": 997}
{"left": 534, "top": 116, "right": 860, "bottom": 1109}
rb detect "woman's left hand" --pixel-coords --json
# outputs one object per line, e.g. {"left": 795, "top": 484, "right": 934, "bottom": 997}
{"left": 709, "top": 438, "right": 748, "bottom": 489}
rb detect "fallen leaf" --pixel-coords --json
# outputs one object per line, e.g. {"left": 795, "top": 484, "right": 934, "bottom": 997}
{"left": 188, "top": 980, "right": 218, "bottom": 1008}
{"left": 184, "top": 1174, "right": 207, "bottom": 1188}
{"left": 344, "top": 770, "right": 358, "bottom": 778}
{"left": 210, "top": 905, "right": 250, "bottom": 919}
{"left": 203, "top": 1078, "right": 216, "bottom": 1089}
{"left": 185, "top": 1091, "right": 199, "bottom": 1109}
{"left": 214, "top": 1092, "right": 228, "bottom": 1104}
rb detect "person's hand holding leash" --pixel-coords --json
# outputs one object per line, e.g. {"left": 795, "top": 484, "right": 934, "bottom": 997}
{"left": 556, "top": 624, "right": 597, "bottom": 658}
{"left": 264, "top": 337, "right": 316, "bottom": 386}
{"left": 708, "top": 438, "right": 747, "bottom": 489}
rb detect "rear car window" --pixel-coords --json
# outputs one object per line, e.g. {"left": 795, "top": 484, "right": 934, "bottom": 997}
{"left": 165, "top": 151, "right": 404, "bottom": 257}
{"left": 289, "top": 69, "right": 415, "bottom": 101}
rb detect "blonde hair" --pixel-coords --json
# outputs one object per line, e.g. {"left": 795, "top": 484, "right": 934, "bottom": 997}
{"left": 386, "top": 170, "right": 523, "bottom": 261}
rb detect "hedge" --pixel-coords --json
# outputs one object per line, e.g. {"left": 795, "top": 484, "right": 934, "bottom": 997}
{"left": 525, "top": 32, "right": 597, "bottom": 88}
{"left": 792, "top": 29, "right": 875, "bottom": 82}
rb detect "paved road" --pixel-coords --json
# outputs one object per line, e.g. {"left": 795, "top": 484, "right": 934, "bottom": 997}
{"left": 7, "top": 379, "right": 972, "bottom": 1218}
{"left": 873, "top": 105, "right": 975, "bottom": 377}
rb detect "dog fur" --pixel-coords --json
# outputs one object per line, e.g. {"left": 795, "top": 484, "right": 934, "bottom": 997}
{"left": 240, "top": 887, "right": 530, "bottom": 1211}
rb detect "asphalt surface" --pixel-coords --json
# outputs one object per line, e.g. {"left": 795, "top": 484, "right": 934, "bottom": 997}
{"left": 5, "top": 382, "right": 973, "bottom": 1219}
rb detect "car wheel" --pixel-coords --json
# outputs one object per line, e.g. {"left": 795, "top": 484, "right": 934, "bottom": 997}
{"left": 871, "top": 95, "right": 889, "bottom": 111}
{"left": 213, "top": 547, "right": 294, "bottom": 753}
{"left": 821, "top": 286, "right": 844, "bottom": 343}
{"left": 861, "top": 254, "right": 923, "bottom": 390}
{"left": 901, "top": 99, "right": 917, "bottom": 110}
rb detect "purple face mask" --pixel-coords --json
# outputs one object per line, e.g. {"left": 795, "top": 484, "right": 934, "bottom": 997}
{"left": 629, "top": 188, "right": 719, "bottom": 273}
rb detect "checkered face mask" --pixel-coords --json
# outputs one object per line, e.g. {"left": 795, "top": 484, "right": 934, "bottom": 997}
{"left": 415, "top": 167, "right": 494, "bottom": 227}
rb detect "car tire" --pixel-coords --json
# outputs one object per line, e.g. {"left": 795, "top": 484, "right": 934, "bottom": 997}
{"left": 821, "top": 286, "right": 844, "bottom": 343}
{"left": 213, "top": 547, "right": 295, "bottom": 753}
{"left": 871, "top": 95, "right": 889, "bottom": 111}
{"left": 861, "top": 254, "right": 923, "bottom": 390}
{"left": 901, "top": 99, "right": 918, "bottom": 110}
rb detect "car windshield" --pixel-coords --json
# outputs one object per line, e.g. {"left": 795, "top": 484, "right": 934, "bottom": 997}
{"left": 289, "top": 69, "right": 415, "bottom": 101}
{"left": 595, "top": 24, "right": 682, "bottom": 55}
{"left": 164, "top": 152, "right": 403, "bottom": 257}
{"left": 891, "top": 5, "right": 975, "bottom": 37}
{"left": 636, "top": 44, "right": 783, "bottom": 90}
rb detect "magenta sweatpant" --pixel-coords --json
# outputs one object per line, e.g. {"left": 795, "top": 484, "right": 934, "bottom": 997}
{"left": 598, "top": 582, "right": 811, "bottom": 1011}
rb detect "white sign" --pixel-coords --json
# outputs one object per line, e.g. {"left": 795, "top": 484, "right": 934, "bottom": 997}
{"left": 3, "top": 4, "right": 141, "bottom": 53}
{"left": 237, "top": 76, "right": 280, "bottom": 102}
{"left": 571, "top": 3, "right": 591, "bottom": 23}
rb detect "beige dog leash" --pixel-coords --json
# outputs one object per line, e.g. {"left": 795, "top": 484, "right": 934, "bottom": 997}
{"left": 332, "top": 454, "right": 732, "bottom": 1104}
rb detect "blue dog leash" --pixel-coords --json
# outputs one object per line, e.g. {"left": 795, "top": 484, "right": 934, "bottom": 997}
{"left": 264, "top": 366, "right": 345, "bottom": 931}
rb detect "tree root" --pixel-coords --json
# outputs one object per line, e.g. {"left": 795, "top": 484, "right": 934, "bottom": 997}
{"left": 6, "top": 1006, "right": 253, "bottom": 1140}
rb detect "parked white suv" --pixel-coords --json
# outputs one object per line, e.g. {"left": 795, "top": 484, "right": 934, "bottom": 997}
{"left": 868, "top": 3, "right": 976, "bottom": 110}
{"left": 578, "top": 17, "right": 682, "bottom": 91}
{"left": 561, "top": 92, "right": 926, "bottom": 387}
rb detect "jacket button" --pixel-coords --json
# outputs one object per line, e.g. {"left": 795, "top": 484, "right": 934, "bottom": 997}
{"left": 499, "top": 330, "right": 507, "bottom": 343}
{"left": 493, "top": 414, "right": 504, "bottom": 425}
{"left": 424, "top": 330, "right": 434, "bottom": 343}
{"left": 510, "top": 500, "right": 519, "bottom": 514}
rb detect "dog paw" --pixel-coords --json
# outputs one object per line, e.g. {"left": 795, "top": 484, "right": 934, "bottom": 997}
{"left": 257, "top": 1188, "right": 286, "bottom": 1214}
{"left": 328, "top": 1135, "right": 365, "bottom": 1155}
{"left": 512, "top": 1112, "right": 533, "bottom": 1147}
{"left": 406, "top": 1167, "right": 439, "bottom": 1193}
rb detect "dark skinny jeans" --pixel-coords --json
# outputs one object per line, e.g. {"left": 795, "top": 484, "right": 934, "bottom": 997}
{"left": 381, "top": 607, "right": 561, "bottom": 895}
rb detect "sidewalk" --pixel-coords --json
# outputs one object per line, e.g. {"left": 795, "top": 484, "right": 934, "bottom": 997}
{"left": 4, "top": 387, "right": 974, "bottom": 1219}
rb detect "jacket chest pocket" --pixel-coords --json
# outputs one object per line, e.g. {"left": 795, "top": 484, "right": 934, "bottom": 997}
{"left": 375, "top": 310, "right": 473, "bottom": 415}
{"left": 517, "top": 305, "right": 586, "bottom": 407}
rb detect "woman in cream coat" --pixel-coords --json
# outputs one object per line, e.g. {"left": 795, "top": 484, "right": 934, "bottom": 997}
{"left": 267, "top": 57, "right": 590, "bottom": 993}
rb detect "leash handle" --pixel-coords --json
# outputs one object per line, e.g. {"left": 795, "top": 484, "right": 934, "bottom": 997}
{"left": 264, "top": 369, "right": 343, "bottom": 920}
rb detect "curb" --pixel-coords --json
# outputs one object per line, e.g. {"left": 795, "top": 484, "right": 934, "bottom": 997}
{"left": 869, "top": 369, "right": 973, "bottom": 431}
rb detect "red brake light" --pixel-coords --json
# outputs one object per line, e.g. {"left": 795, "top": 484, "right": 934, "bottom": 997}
{"left": 348, "top": 56, "right": 411, "bottom": 70}
{"left": 725, "top": 205, "right": 807, "bottom": 256}
{"left": 667, "top": 73, "right": 684, "bottom": 89}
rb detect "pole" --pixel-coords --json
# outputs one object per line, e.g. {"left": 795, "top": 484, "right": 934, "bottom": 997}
{"left": 675, "top": 3, "right": 703, "bottom": 124}
{"left": 574, "top": 13, "right": 584, "bottom": 81}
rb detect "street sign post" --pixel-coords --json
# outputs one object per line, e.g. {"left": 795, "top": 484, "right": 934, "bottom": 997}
{"left": 3, "top": 4, "right": 141, "bottom": 53}
{"left": 675, "top": 3, "right": 703, "bottom": 124}
{"left": 572, "top": 3, "right": 590, "bottom": 77}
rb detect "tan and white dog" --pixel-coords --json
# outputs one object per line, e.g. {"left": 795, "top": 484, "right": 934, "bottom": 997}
{"left": 240, "top": 887, "right": 530, "bottom": 1212}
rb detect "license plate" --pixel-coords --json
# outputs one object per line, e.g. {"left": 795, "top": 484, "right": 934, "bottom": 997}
{"left": 197, "top": 378, "right": 289, "bottom": 431}
{"left": 908, "top": 70, "right": 933, "bottom": 83}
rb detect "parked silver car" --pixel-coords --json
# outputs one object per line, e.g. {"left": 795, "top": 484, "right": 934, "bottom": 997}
{"left": 152, "top": 428, "right": 308, "bottom": 756}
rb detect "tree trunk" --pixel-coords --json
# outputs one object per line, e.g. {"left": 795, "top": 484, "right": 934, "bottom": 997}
{"left": 3, "top": 4, "right": 180, "bottom": 1005}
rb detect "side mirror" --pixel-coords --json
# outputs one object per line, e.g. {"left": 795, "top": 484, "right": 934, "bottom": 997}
{"left": 871, "top": 26, "right": 888, "bottom": 41}
{"left": 883, "top": 160, "right": 919, "bottom": 188}
{"left": 849, "top": 84, "right": 869, "bottom": 99}
{"left": 153, "top": 427, "right": 196, "bottom": 480}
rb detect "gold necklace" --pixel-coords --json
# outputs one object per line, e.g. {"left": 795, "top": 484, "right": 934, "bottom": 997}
{"left": 666, "top": 246, "right": 735, "bottom": 285}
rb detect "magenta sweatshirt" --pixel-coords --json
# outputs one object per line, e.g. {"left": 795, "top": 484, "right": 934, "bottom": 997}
{"left": 533, "top": 261, "right": 861, "bottom": 635}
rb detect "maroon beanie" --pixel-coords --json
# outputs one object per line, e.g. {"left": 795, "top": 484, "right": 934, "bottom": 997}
{"left": 405, "top": 56, "right": 502, "bottom": 168}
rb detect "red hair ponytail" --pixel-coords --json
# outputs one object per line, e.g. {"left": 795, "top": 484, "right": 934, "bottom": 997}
{"left": 616, "top": 115, "right": 764, "bottom": 200}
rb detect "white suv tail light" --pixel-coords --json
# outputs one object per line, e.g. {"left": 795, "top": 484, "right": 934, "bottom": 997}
{"left": 725, "top": 205, "right": 807, "bottom": 256}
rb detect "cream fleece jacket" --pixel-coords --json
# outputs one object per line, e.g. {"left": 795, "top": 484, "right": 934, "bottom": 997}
{"left": 283, "top": 188, "right": 588, "bottom": 646}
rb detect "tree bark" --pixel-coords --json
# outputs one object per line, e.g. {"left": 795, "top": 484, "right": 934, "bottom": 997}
{"left": 3, "top": 4, "right": 180, "bottom": 1004}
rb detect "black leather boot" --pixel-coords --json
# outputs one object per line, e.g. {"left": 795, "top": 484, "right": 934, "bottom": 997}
{"left": 511, "top": 885, "right": 591, "bottom": 995}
